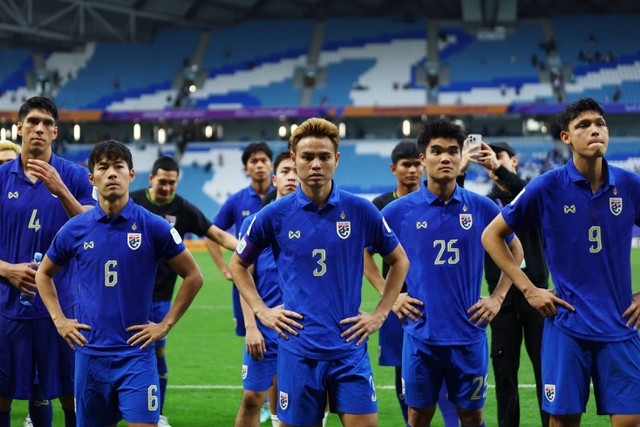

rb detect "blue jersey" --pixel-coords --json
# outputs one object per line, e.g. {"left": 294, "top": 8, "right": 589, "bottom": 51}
{"left": 239, "top": 213, "right": 282, "bottom": 344}
{"left": 501, "top": 158, "right": 640, "bottom": 342}
{"left": 46, "top": 198, "right": 186, "bottom": 356}
{"left": 236, "top": 182, "right": 399, "bottom": 360}
{"left": 382, "top": 182, "right": 504, "bottom": 345}
{"left": 214, "top": 185, "right": 264, "bottom": 237}
{"left": 0, "top": 154, "right": 95, "bottom": 320}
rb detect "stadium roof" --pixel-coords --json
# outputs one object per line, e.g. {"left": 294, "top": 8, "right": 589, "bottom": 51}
{"left": 2, "top": 0, "right": 640, "bottom": 50}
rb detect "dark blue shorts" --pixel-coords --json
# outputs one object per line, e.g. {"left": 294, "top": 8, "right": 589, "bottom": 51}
{"left": 402, "top": 332, "right": 488, "bottom": 411}
{"left": 276, "top": 345, "right": 377, "bottom": 426}
{"left": 242, "top": 337, "right": 278, "bottom": 392}
{"left": 378, "top": 313, "right": 403, "bottom": 366}
{"left": 541, "top": 319, "right": 640, "bottom": 415}
{"left": 0, "top": 315, "right": 74, "bottom": 400}
{"left": 75, "top": 351, "right": 160, "bottom": 426}
{"left": 232, "top": 285, "right": 246, "bottom": 337}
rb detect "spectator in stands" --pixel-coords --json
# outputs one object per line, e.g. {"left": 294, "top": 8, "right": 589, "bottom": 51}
{"left": 613, "top": 86, "right": 622, "bottom": 102}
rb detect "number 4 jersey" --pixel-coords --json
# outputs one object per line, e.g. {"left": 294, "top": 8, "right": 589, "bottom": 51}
{"left": 0, "top": 154, "right": 95, "bottom": 320}
{"left": 47, "top": 198, "right": 186, "bottom": 356}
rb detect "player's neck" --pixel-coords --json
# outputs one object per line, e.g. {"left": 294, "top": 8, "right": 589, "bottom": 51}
{"left": 572, "top": 155, "right": 605, "bottom": 193}
{"left": 301, "top": 181, "right": 332, "bottom": 209}
{"left": 426, "top": 179, "right": 456, "bottom": 201}
{"left": 99, "top": 195, "right": 129, "bottom": 217}
{"left": 251, "top": 179, "right": 271, "bottom": 197}
{"left": 396, "top": 183, "right": 419, "bottom": 198}
{"left": 21, "top": 149, "right": 52, "bottom": 182}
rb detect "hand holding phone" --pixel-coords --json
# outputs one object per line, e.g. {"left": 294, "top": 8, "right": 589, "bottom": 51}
{"left": 467, "top": 134, "right": 482, "bottom": 150}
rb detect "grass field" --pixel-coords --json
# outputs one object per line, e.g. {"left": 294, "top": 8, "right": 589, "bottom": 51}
{"left": 11, "top": 248, "right": 640, "bottom": 426}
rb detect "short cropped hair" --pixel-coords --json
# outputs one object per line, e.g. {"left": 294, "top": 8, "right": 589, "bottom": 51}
{"left": 391, "top": 140, "right": 420, "bottom": 164}
{"left": 0, "top": 140, "right": 20, "bottom": 154}
{"left": 151, "top": 156, "right": 180, "bottom": 175}
{"left": 18, "top": 96, "right": 58, "bottom": 123}
{"left": 558, "top": 97, "right": 605, "bottom": 132}
{"left": 88, "top": 140, "right": 133, "bottom": 173}
{"left": 417, "top": 120, "right": 466, "bottom": 154}
{"left": 241, "top": 142, "right": 273, "bottom": 166}
{"left": 273, "top": 151, "right": 292, "bottom": 173}
{"left": 289, "top": 118, "right": 339, "bottom": 153}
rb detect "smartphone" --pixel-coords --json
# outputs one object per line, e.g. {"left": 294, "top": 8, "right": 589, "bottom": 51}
{"left": 467, "top": 134, "right": 482, "bottom": 150}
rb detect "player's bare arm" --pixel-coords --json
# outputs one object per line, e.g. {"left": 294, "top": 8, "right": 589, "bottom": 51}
{"left": 240, "top": 289, "right": 267, "bottom": 360}
{"left": 205, "top": 237, "right": 233, "bottom": 280}
{"left": 206, "top": 224, "right": 238, "bottom": 252}
{"left": 229, "top": 252, "right": 303, "bottom": 339}
{"left": 36, "top": 255, "right": 91, "bottom": 349}
{"left": 0, "top": 259, "right": 37, "bottom": 294}
{"left": 341, "top": 243, "right": 409, "bottom": 346}
{"left": 26, "top": 158, "right": 92, "bottom": 217}
{"left": 622, "top": 292, "right": 640, "bottom": 329}
{"left": 127, "top": 249, "right": 203, "bottom": 349}
{"left": 469, "top": 234, "right": 524, "bottom": 326}
{"left": 482, "top": 213, "right": 574, "bottom": 317}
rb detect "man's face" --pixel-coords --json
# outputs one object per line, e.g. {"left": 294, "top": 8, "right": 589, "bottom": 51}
{"left": 244, "top": 151, "right": 273, "bottom": 184}
{"left": 292, "top": 136, "right": 339, "bottom": 191}
{"left": 560, "top": 110, "right": 609, "bottom": 159}
{"left": 149, "top": 168, "right": 178, "bottom": 203}
{"left": 17, "top": 108, "right": 58, "bottom": 157}
{"left": 0, "top": 150, "right": 17, "bottom": 165}
{"left": 89, "top": 157, "right": 135, "bottom": 202}
{"left": 392, "top": 157, "right": 423, "bottom": 188}
{"left": 421, "top": 137, "right": 461, "bottom": 184}
{"left": 272, "top": 158, "right": 299, "bottom": 198}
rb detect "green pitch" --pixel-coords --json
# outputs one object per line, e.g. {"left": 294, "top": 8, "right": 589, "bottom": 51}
{"left": 12, "top": 248, "right": 640, "bottom": 426}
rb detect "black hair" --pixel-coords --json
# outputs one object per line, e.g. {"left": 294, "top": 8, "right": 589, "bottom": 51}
{"left": 391, "top": 140, "right": 420, "bottom": 164}
{"left": 417, "top": 119, "right": 466, "bottom": 154}
{"left": 152, "top": 156, "right": 180, "bottom": 175}
{"left": 241, "top": 142, "right": 273, "bottom": 166}
{"left": 273, "top": 151, "right": 292, "bottom": 173}
{"left": 18, "top": 96, "right": 58, "bottom": 123}
{"left": 88, "top": 140, "right": 133, "bottom": 173}
{"left": 558, "top": 97, "right": 605, "bottom": 132}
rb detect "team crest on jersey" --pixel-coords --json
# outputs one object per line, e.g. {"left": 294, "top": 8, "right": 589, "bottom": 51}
{"left": 544, "top": 384, "right": 555, "bottom": 402}
{"left": 164, "top": 215, "right": 177, "bottom": 227}
{"left": 459, "top": 213, "right": 473, "bottom": 230}
{"left": 241, "top": 365, "right": 248, "bottom": 380}
{"left": 127, "top": 233, "right": 142, "bottom": 250}
{"left": 336, "top": 221, "right": 351, "bottom": 239}
{"left": 609, "top": 197, "right": 622, "bottom": 216}
{"left": 369, "top": 375, "right": 377, "bottom": 402}
{"left": 279, "top": 391, "right": 288, "bottom": 410}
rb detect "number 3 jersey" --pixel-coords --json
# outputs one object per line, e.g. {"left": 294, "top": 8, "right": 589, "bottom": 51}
{"left": 501, "top": 158, "right": 640, "bottom": 341}
{"left": 382, "top": 181, "right": 505, "bottom": 346}
{"left": 0, "top": 154, "right": 95, "bottom": 320}
{"left": 236, "top": 182, "right": 399, "bottom": 360}
{"left": 46, "top": 198, "right": 186, "bottom": 355}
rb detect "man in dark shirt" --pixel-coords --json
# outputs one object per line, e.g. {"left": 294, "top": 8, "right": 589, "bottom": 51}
{"left": 131, "top": 156, "right": 237, "bottom": 427}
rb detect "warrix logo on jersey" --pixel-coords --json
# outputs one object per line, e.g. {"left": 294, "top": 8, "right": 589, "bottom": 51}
{"left": 127, "top": 233, "right": 142, "bottom": 250}
{"left": 7, "top": 191, "right": 18, "bottom": 199}
{"left": 459, "top": 214, "right": 473, "bottom": 230}
{"left": 610, "top": 197, "right": 622, "bottom": 216}
{"left": 545, "top": 384, "right": 555, "bottom": 402}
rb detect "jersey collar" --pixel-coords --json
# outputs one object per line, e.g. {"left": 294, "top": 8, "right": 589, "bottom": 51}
{"left": 95, "top": 197, "right": 136, "bottom": 222}
{"left": 420, "top": 180, "right": 463, "bottom": 206}
{"left": 9, "top": 152, "right": 60, "bottom": 182}
{"left": 295, "top": 179, "right": 340, "bottom": 211}
{"left": 565, "top": 157, "right": 615, "bottom": 191}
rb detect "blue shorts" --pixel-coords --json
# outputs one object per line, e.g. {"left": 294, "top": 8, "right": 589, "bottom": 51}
{"left": 277, "top": 346, "right": 377, "bottom": 426}
{"left": 0, "top": 315, "right": 74, "bottom": 400}
{"left": 242, "top": 337, "right": 278, "bottom": 392}
{"left": 151, "top": 301, "right": 171, "bottom": 348}
{"left": 75, "top": 350, "right": 160, "bottom": 426}
{"left": 541, "top": 319, "right": 640, "bottom": 415}
{"left": 402, "top": 332, "right": 488, "bottom": 411}
{"left": 232, "top": 285, "right": 246, "bottom": 337}
{"left": 378, "top": 313, "right": 403, "bottom": 366}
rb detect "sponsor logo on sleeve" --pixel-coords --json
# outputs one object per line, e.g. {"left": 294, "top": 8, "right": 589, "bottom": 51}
{"left": 170, "top": 227, "right": 182, "bottom": 244}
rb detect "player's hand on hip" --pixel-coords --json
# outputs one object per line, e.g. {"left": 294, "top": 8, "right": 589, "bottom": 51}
{"left": 126, "top": 322, "right": 170, "bottom": 349}
{"left": 26, "top": 159, "right": 67, "bottom": 197}
{"left": 257, "top": 305, "right": 303, "bottom": 340}
{"left": 622, "top": 292, "right": 640, "bottom": 329}
{"left": 392, "top": 293, "right": 424, "bottom": 324}
{"left": 340, "top": 310, "right": 385, "bottom": 346}
{"left": 6, "top": 262, "right": 37, "bottom": 294}
{"left": 467, "top": 296, "right": 501, "bottom": 327}
{"left": 524, "top": 287, "right": 574, "bottom": 317}
{"left": 245, "top": 325, "right": 266, "bottom": 360}
{"left": 54, "top": 317, "right": 90, "bottom": 350}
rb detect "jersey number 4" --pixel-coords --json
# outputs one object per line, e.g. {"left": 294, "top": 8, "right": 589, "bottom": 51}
{"left": 28, "top": 209, "right": 41, "bottom": 232}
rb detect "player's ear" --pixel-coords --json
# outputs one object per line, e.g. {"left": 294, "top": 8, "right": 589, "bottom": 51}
{"left": 88, "top": 172, "right": 94, "bottom": 185}
{"left": 335, "top": 152, "right": 340, "bottom": 167}
{"left": 130, "top": 168, "right": 136, "bottom": 182}
{"left": 559, "top": 130, "right": 570, "bottom": 146}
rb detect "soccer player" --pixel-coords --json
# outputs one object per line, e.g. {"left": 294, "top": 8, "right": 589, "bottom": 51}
{"left": 229, "top": 117, "right": 409, "bottom": 427}
{"left": 482, "top": 98, "right": 640, "bottom": 427}
{"left": 130, "top": 155, "right": 237, "bottom": 427}
{"left": 234, "top": 151, "right": 299, "bottom": 427}
{"left": 206, "top": 141, "right": 273, "bottom": 337}
{"left": 0, "top": 97, "right": 95, "bottom": 427}
{"left": 460, "top": 140, "right": 550, "bottom": 427}
{"left": 381, "top": 119, "right": 523, "bottom": 427}
{"left": 36, "top": 140, "right": 203, "bottom": 426}
{"left": 0, "top": 140, "right": 20, "bottom": 165}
